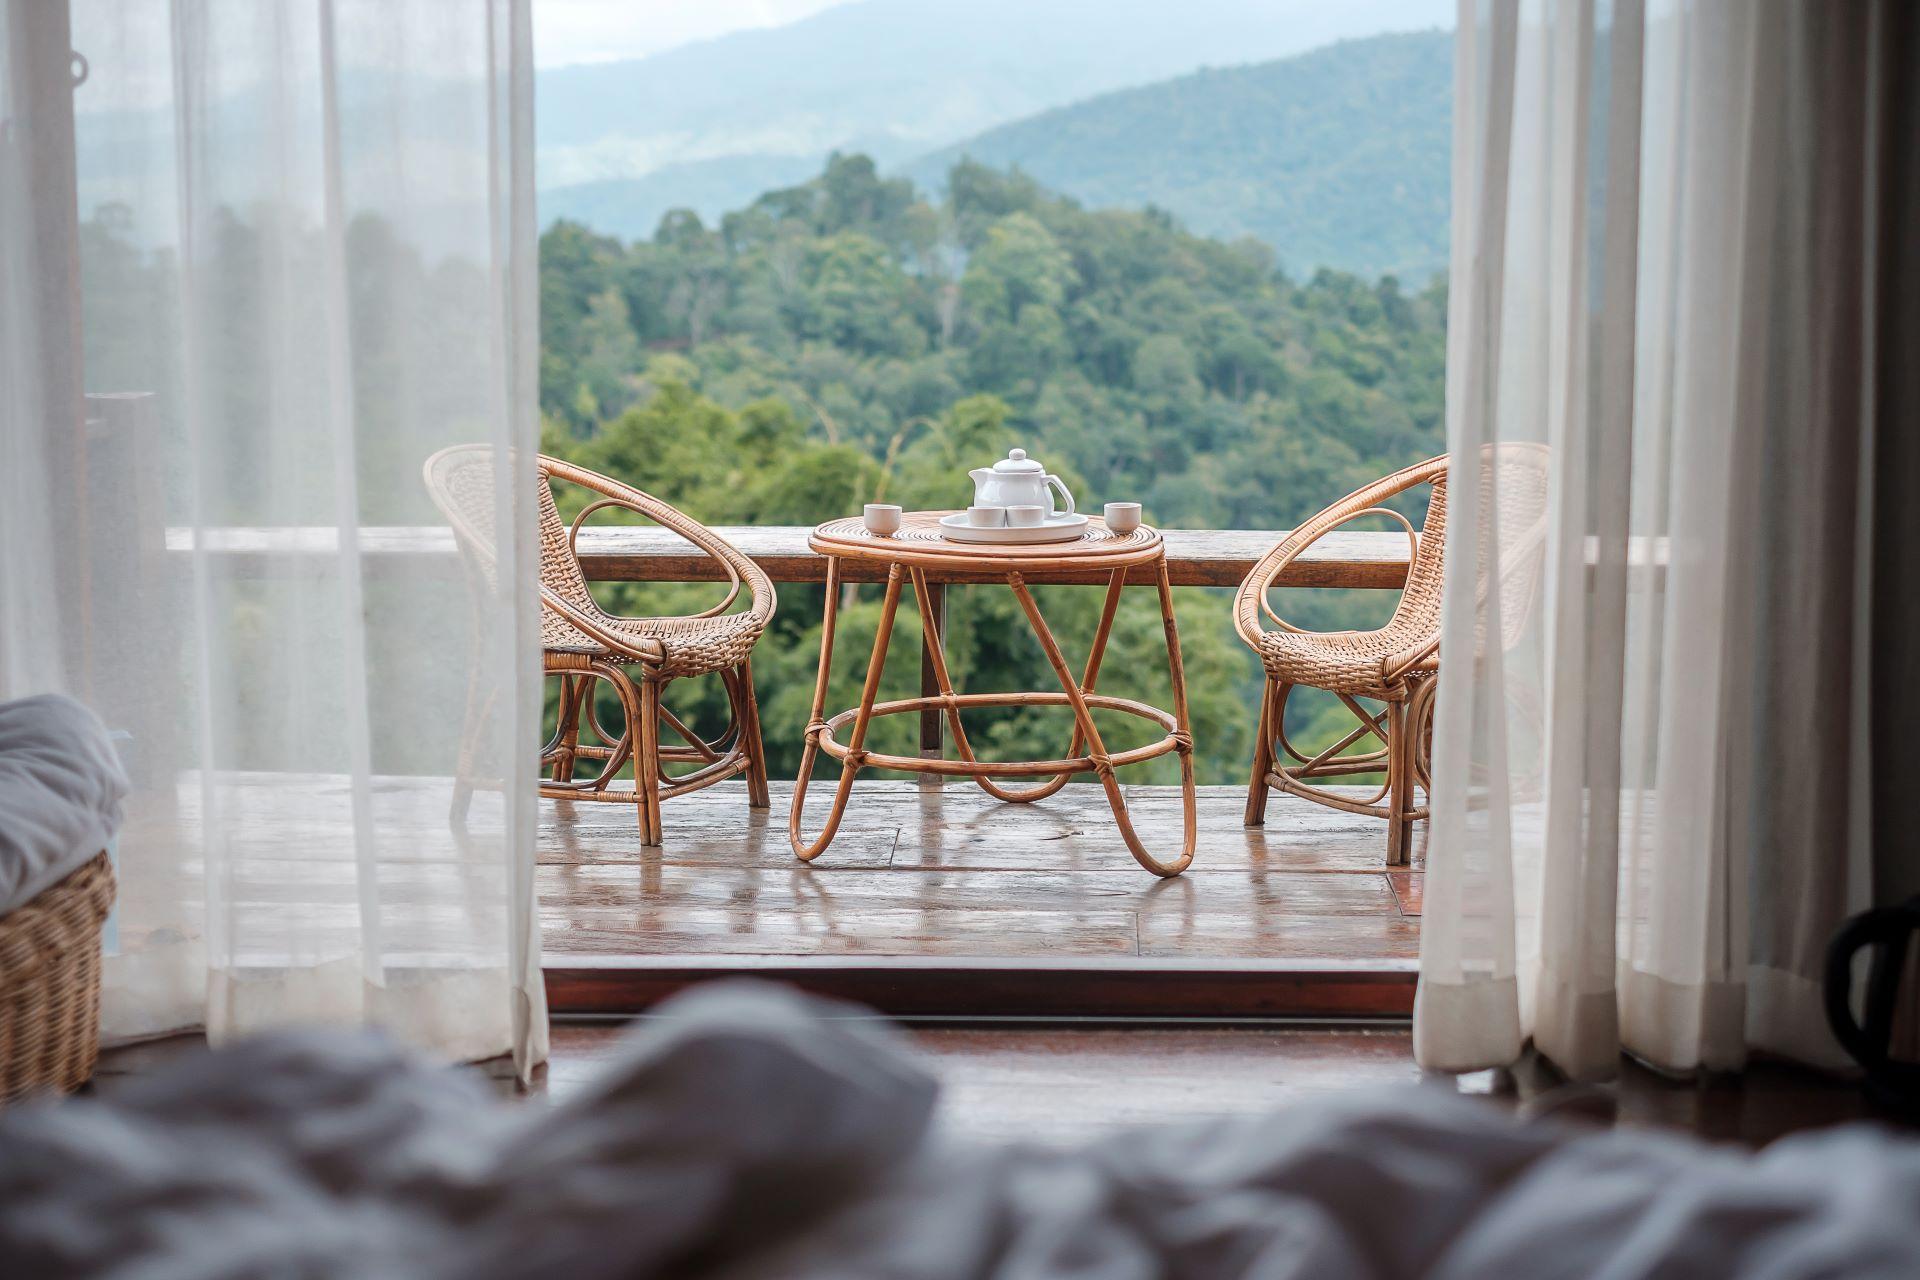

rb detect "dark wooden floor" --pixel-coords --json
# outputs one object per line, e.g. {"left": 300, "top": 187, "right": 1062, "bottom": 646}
{"left": 541, "top": 780, "right": 1423, "bottom": 962}
{"left": 533, "top": 1020, "right": 1887, "bottom": 1149}
{"left": 95, "top": 1020, "right": 1885, "bottom": 1150}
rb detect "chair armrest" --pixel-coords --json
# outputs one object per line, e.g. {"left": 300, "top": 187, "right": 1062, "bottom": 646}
{"left": 543, "top": 455, "right": 777, "bottom": 632}
{"left": 1234, "top": 507, "right": 1421, "bottom": 649}
{"left": 539, "top": 584, "right": 667, "bottom": 663}
{"left": 566, "top": 495, "right": 747, "bottom": 622}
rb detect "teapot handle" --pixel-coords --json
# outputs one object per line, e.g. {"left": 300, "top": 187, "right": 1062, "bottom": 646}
{"left": 1046, "top": 473, "right": 1076, "bottom": 517}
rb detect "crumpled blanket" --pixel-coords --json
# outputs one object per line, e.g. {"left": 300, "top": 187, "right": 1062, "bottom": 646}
{"left": 0, "top": 694, "right": 127, "bottom": 916}
{"left": 1, "top": 983, "right": 1916, "bottom": 1279}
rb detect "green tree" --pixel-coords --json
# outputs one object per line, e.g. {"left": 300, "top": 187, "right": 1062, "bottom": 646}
{"left": 534, "top": 153, "right": 1449, "bottom": 784}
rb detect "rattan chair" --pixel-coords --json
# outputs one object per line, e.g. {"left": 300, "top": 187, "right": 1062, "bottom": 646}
{"left": 1235, "top": 448, "right": 1549, "bottom": 864}
{"left": 1236, "top": 457, "right": 1445, "bottom": 865}
{"left": 425, "top": 447, "right": 774, "bottom": 845}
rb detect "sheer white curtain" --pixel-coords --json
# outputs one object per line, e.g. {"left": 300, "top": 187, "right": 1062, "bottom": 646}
{"left": 0, "top": 0, "right": 545, "bottom": 1076}
{"left": 1420, "top": 0, "right": 1901, "bottom": 1079}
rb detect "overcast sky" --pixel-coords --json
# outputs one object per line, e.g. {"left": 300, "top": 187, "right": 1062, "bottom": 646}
{"left": 533, "top": 0, "right": 848, "bottom": 69}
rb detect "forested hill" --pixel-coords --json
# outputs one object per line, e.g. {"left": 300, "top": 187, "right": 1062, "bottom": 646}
{"left": 905, "top": 31, "right": 1452, "bottom": 281}
{"left": 538, "top": 155, "right": 1446, "bottom": 784}
{"left": 539, "top": 153, "right": 1445, "bottom": 539}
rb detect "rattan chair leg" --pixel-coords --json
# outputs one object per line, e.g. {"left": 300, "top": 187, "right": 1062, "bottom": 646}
{"left": 1384, "top": 698, "right": 1414, "bottom": 868}
{"left": 1245, "top": 677, "right": 1280, "bottom": 827}
{"left": 1409, "top": 674, "right": 1436, "bottom": 794}
{"left": 636, "top": 677, "right": 664, "bottom": 846}
{"left": 551, "top": 674, "right": 587, "bottom": 783}
{"left": 450, "top": 682, "right": 494, "bottom": 827}
{"left": 735, "top": 659, "right": 771, "bottom": 809}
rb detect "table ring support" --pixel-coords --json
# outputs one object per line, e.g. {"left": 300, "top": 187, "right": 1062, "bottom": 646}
{"left": 787, "top": 557, "right": 1197, "bottom": 877}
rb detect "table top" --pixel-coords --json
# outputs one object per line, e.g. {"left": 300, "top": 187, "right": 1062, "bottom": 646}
{"left": 810, "top": 512, "right": 1167, "bottom": 572}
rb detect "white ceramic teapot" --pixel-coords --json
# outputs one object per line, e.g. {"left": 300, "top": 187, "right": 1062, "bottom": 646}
{"left": 969, "top": 448, "right": 1075, "bottom": 516}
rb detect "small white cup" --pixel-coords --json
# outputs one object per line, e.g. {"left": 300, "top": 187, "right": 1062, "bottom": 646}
{"left": 864, "top": 503, "right": 902, "bottom": 536}
{"left": 967, "top": 505, "right": 1007, "bottom": 527}
{"left": 1006, "top": 504, "right": 1047, "bottom": 528}
{"left": 1104, "top": 502, "right": 1142, "bottom": 535}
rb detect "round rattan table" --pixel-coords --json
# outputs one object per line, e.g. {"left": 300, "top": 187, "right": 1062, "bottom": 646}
{"left": 789, "top": 511, "right": 1197, "bottom": 877}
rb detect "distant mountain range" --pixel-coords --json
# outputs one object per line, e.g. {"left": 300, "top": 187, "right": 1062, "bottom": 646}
{"left": 535, "top": 0, "right": 1452, "bottom": 271}
{"left": 906, "top": 31, "right": 1452, "bottom": 281}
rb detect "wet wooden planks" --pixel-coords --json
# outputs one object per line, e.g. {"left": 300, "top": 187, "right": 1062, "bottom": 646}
{"left": 116, "top": 773, "right": 1425, "bottom": 1012}
{"left": 539, "top": 780, "right": 1424, "bottom": 963}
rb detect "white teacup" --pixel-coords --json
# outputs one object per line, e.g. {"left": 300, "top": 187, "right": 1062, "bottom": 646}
{"left": 1104, "top": 502, "right": 1142, "bottom": 535}
{"left": 1005, "top": 505, "right": 1047, "bottom": 528}
{"left": 864, "top": 503, "right": 903, "bottom": 536}
{"left": 967, "top": 505, "right": 1007, "bottom": 527}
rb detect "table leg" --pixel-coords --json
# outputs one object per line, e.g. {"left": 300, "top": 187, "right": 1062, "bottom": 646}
{"left": 911, "top": 566, "right": 1128, "bottom": 805}
{"left": 790, "top": 561, "right": 905, "bottom": 862}
{"left": 918, "top": 579, "right": 944, "bottom": 789}
{"left": 787, "top": 557, "right": 840, "bottom": 857}
{"left": 1008, "top": 568, "right": 1195, "bottom": 877}
{"left": 1154, "top": 559, "right": 1199, "bottom": 865}
{"left": 990, "top": 565, "right": 1128, "bottom": 803}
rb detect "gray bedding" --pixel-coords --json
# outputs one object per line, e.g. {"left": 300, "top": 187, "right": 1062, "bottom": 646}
{"left": 0, "top": 694, "right": 126, "bottom": 916}
{"left": 2, "top": 984, "right": 1915, "bottom": 1279}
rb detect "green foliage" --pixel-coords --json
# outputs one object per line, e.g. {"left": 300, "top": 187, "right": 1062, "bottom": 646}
{"left": 540, "top": 154, "right": 1447, "bottom": 784}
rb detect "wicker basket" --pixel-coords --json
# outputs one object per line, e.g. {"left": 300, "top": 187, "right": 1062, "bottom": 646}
{"left": 0, "top": 852, "right": 116, "bottom": 1105}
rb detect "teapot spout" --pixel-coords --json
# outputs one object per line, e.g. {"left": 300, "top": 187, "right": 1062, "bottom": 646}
{"left": 968, "top": 468, "right": 991, "bottom": 484}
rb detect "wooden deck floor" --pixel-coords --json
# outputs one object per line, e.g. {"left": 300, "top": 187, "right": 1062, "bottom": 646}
{"left": 115, "top": 773, "right": 1421, "bottom": 976}
{"left": 540, "top": 781, "right": 1422, "bottom": 963}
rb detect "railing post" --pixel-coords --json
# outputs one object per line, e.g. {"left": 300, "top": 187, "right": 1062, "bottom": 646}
{"left": 919, "top": 579, "right": 945, "bottom": 787}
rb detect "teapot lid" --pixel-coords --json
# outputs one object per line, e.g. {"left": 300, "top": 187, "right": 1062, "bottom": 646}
{"left": 990, "top": 447, "right": 1045, "bottom": 474}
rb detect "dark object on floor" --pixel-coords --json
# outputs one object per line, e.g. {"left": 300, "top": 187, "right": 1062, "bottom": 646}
{"left": 1828, "top": 895, "right": 1920, "bottom": 1120}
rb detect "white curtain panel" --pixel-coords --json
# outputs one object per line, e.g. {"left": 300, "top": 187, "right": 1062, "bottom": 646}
{"left": 0, "top": 0, "right": 546, "bottom": 1076}
{"left": 1421, "top": 0, "right": 1893, "bottom": 1078}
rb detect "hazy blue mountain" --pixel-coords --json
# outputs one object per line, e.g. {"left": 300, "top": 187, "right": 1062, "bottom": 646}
{"left": 904, "top": 31, "right": 1453, "bottom": 281}
{"left": 534, "top": 0, "right": 1452, "bottom": 194}
{"left": 539, "top": 155, "right": 825, "bottom": 243}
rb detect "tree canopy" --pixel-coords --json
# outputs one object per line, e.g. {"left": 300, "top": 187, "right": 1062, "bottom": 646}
{"left": 539, "top": 153, "right": 1448, "bottom": 784}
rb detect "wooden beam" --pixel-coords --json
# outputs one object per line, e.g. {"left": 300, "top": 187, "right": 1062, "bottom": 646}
{"left": 543, "top": 956, "right": 1417, "bottom": 1019}
{"left": 572, "top": 525, "right": 1411, "bottom": 589}
{"left": 164, "top": 524, "right": 1415, "bottom": 589}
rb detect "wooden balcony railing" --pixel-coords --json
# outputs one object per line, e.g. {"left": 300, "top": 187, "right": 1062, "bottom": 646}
{"left": 166, "top": 523, "right": 1413, "bottom": 767}
{"left": 163, "top": 524, "right": 1412, "bottom": 587}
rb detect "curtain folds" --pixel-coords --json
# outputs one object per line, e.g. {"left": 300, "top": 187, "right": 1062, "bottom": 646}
{"left": 0, "top": 0, "right": 545, "bottom": 1076}
{"left": 1421, "top": 0, "right": 1909, "bottom": 1079}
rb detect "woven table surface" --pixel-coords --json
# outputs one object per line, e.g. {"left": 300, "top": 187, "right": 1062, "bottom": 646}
{"left": 810, "top": 511, "right": 1163, "bottom": 570}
